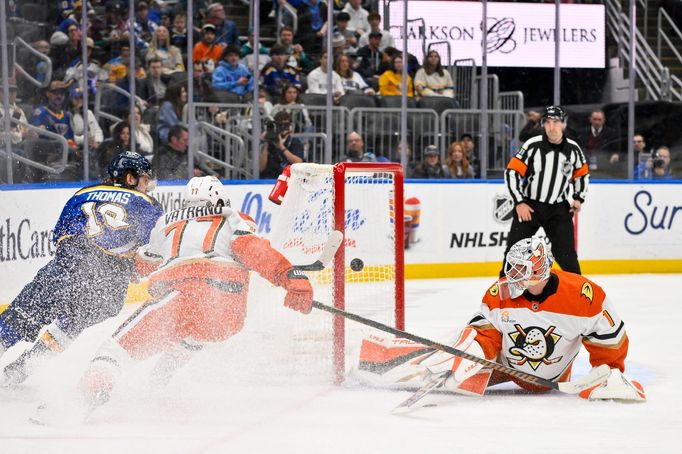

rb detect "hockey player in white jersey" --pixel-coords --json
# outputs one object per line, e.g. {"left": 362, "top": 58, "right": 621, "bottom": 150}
{"left": 358, "top": 236, "right": 646, "bottom": 402}
{"left": 78, "top": 176, "right": 314, "bottom": 407}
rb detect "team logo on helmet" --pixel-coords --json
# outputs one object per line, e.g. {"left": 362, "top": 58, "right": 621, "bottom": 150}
{"left": 493, "top": 194, "right": 514, "bottom": 224}
{"left": 506, "top": 324, "right": 563, "bottom": 370}
{"left": 581, "top": 282, "right": 594, "bottom": 304}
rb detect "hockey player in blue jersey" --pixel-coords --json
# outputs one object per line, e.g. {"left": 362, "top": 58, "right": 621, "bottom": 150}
{"left": 0, "top": 151, "right": 163, "bottom": 386}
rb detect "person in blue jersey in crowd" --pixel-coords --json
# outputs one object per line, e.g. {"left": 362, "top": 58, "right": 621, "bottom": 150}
{"left": 0, "top": 152, "right": 163, "bottom": 386}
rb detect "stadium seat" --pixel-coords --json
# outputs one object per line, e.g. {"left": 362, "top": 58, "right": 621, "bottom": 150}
{"left": 378, "top": 95, "right": 417, "bottom": 109}
{"left": 299, "top": 93, "right": 328, "bottom": 106}
{"left": 418, "top": 96, "right": 458, "bottom": 115}
{"left": 338, "top": 94, "right": 377, "bottom": 110}
{"left": 20, "top": 3, "right": 49, "bottom": 23}
{"left": 213, "top": 91, "right": 242, "bottom": 104}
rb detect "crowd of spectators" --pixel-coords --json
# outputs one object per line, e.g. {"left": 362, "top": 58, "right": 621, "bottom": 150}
{"left": 1, "top": 0, "right": 678, "bottom": 183}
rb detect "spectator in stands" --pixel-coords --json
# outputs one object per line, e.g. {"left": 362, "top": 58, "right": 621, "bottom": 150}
{"left": 334, "top": 54, "right": 375, "bottom": 95}
{"left": 633, "top": 134, "right": 650, "bottom": 179}
{"left": 31, "top": 80, "right": 76, "bottom": 149}
{"left": 354, "top": 31, "right": 384, "bottom": 86}
{"left": 261, "top": 44, "right": 302, "bottom": 98}
{"left": 64, "top": 38, "right": 104, "bottom": 98}
{"left": 342, "top": 0, "right": 370, "bottom": 36}
{"left": 380, "top": 47, "right": 420, "bottom": 78}
{"left": 272, "top": 83, "right": 313, "bottom": 135}
{"left": 279, "top": 26, "right": 314, "bottom": 73}
{"left": 31, "top": 41, "right": 51, "bottom": 87}
{"left": 445, "top": 141, "right": 474, "bottom": 179}
{"left": 460, "top": 133, "right": 480, "bottom": 178}
{"left": 158, "top": 84, "right": 188, "bottom": 144}
{"left": 50, "top": 23, "right": 84, "bottom": 74}
{"left": 242, "top": 87, "right": 275, "bottom": 133}
{"left": 146, "top": 26, "right": 185, "bottom": 76}
{"left": 519, "top": 110, "right": 542, "bottom": 143}
{"left": 577, "top": 109, "right": 619, "bottom": 170}
{"left": 133, "top": 1, "right": 158, "bottom": 51}
{"left": 0, "top": 81, "right": 31, "bottom": 147}
{"left": 358, "top": 12, "right": 395, "bottom": 52}
{"left": 192, "top": 24, "right": 225, "bottom": 73}
{"left": 156, "top": 125, "right": 204, "bottom": 179}
{"left": 127, "top": 105, "right": 155, "bottom": 161}
{"left": 379, "top": 55, "right": 414, "bottom": 97}
{"left": 137, "top": 58, "right": 168, "bottom": 108}
{"left": 414, "top": 50, "right": 454, "bottom": 98}
{"left": 295, "top": 0, "right": 329, "bottom": 56}
{"left": 259, "top": 111, "right": 305, "bottom": 178}
{"left": 193, "top": 60, "right": 214, "bottom": 102}
{"left": 333, "top": 12, "right": 359, "bottom": 55}
{"left": 212, "top": 45, "right": 254, "bottom": 98}
{"left": 206, "top": 2, "right": 240, "bottom": 47}
{"left": 94, "top": 122, "right": 132, "bottom": 179}
{"left": 652, "top": 146, "right": 673, "bottom": 180}
{"left": 101, "top": 2, "right": 128, "bottom": 52}
{"left": 342, "top": 131, "right": 375, "bottom": 162}
{"left": 104, "top": 44, "right": 132, "bottom": 83}
{"left": 305, "top": 52, "right": 345, "bottom": 103}
{"left": 412, "top": 145, "right": 450, "bottom": 179}
{"left": 68, "top": 87, "right": 103, "bottom": 153}
{"left": 241, "top": 29, "right": 270, "bottom": 59}
{"left": 170, "top": 13, "right": 189, "bottom": 55}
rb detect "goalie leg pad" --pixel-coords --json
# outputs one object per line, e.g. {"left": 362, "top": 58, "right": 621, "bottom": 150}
{"left": 419, "top": 327, "right": 485, "bottom": 383}
{"left": 357, "top": 334, "right": 436, "bottom": 383}
{"left": 579, "top": 368, "right": 646, "bottom": 402}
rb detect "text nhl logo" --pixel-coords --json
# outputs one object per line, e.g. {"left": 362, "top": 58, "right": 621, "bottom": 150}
{"left": 493, "top": 195, "right": 514, "bottom": 224}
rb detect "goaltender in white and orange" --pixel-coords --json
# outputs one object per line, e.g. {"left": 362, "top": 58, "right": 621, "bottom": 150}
{"left": 77, "top": 176, "right": 314, "bottom": 408}
{"left": 358, "top": 236, "right": 646, "bottom": 402}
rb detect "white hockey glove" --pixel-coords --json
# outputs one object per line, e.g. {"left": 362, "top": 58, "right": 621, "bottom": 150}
{"left": 579, "top": 368, "right": 646, "bottom": 402}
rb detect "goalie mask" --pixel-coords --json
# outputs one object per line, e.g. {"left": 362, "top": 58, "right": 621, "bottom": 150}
{"left": 504, "top": 236, "right": 554, "bottom": 292}
{"left": 184, "top": 176, "right": 231, "bottom": 208}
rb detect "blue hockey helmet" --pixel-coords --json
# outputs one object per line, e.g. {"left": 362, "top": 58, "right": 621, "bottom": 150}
{"left": 107, "top": 151, "right": 153, "bottom": 182}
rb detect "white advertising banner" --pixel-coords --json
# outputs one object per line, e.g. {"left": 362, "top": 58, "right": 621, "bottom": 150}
{"left": 388, "top": 1, "right": 605, "bottom": 68}
{"left": 1, "top": 181, "right": 680, "bottom": 303}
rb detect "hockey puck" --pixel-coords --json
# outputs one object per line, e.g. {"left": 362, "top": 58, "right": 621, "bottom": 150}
{"left": 350, "top": 258, "right": 364, "bottom": 272}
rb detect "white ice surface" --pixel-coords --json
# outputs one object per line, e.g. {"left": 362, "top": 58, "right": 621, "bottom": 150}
{"left": 0, "top": 274, "right": 680, "bottom": 454}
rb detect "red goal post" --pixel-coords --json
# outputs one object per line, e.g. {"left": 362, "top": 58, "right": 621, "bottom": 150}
{"left": 271, "top": 162, "right": 405, "bottom": 383}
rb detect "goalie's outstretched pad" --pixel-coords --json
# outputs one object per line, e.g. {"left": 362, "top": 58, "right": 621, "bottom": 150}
{"left": 579, "top": 368, "right": 646, "bottom": 402}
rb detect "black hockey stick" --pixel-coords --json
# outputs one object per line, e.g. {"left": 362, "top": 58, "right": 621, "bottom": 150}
{"left": 312, "top": 301, "right": 610, "bottom": 394}
{"left": 293, "top": 230, "right": 343, "bottom": 271}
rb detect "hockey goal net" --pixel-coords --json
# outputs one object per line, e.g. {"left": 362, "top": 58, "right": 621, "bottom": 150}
{"left": 261, "top": 162, "right": 405, "bottom": 384}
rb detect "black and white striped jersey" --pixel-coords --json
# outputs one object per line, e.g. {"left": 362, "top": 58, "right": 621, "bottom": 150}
{"left": 504, "top": 133, "right": 589, "bottom": 205}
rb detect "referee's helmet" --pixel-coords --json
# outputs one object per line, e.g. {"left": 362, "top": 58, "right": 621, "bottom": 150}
{"left": 541, "top": 105, "right": 567, "bottom": 124}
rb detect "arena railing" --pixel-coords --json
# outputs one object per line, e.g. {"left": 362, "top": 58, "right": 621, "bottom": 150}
{"left": 0, "top": 118, "right": 70, "bottom": 178}
{"left": 12, "top": 36, "right": 51, "bottom": 89}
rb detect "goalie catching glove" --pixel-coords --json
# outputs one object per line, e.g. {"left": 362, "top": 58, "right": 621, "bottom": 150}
{"left": 278, "top": 268, "right": 313, "bottom": 314}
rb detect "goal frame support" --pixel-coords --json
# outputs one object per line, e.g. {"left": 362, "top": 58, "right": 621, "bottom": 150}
{"left": 332, "top": 162, "right": 405, "bottom": 384}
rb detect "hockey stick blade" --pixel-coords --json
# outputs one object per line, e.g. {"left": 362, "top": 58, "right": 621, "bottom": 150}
{"left": 294, "top": 230, "right": 343, "bottom": 271}
{"left": 392, "top": 372, "right": 451, "bottom": 414}
{"left": 312, "top": 301, "right": 610, "bottom": 394}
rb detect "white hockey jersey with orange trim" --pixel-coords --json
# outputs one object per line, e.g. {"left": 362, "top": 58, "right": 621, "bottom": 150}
{"left": 470, "top": 270, "right": 629, "bottom": 383}
{"left": 138, "top": 205, "right": 255, "bottom": 272}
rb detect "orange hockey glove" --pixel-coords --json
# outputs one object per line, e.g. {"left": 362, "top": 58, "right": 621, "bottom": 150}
{"left": 280, "top": 268, "right": 313, "bottom": 314}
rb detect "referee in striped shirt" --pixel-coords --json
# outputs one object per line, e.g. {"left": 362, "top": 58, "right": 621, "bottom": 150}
{"left": 501, "top": 105, "right": 589, "bottom": 275}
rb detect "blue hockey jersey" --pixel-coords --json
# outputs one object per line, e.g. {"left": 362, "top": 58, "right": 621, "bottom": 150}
{"left": 53, "top": 184, "right": 163, "bottom": 257}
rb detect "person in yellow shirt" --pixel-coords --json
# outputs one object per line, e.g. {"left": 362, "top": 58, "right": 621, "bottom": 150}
{"left": 378, "top": 55, "right": 413, "bottom": 97}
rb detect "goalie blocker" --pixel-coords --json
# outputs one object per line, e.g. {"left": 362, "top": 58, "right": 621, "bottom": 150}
{"left": 357, "top": 236, "right": 646, "bottom": 402}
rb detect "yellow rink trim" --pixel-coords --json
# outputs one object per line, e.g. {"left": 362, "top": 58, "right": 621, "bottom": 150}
{"left": 2, "top": 259, "right": 681, "bottom": 313}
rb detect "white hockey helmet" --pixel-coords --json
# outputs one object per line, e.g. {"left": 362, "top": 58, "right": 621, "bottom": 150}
{"left": 504, "top": 236, "right": 554, "bottom": 291}
{"left": 184, "top": 176, "right": 231, "bottom": 208}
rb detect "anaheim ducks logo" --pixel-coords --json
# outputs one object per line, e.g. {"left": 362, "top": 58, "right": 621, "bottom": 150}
{"left": 489, "top": 282, "right": 499, "bottom": 297}
{"left": 506, "top": 324, "right": 563, "bottom": 370}
{"left": 581, "top": 282, "right": 594, "bottom": 304}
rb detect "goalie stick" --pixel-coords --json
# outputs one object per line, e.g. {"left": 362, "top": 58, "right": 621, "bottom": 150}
{"left": 312, "top": 301, "right": 611, "bottom": 394}
{"left": 293, "top": 230, "right": 343, "bottom": 271}
{"left": 391, "top": 371, "right": 452, "bottom": 413}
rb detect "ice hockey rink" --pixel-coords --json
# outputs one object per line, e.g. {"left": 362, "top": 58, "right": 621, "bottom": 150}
{"left": 0, "top": 273, "right": 679, "bottom": 454}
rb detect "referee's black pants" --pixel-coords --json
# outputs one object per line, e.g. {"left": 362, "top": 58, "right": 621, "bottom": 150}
{"left": 499, "top": 200, "right": 581, "bottom": 277}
